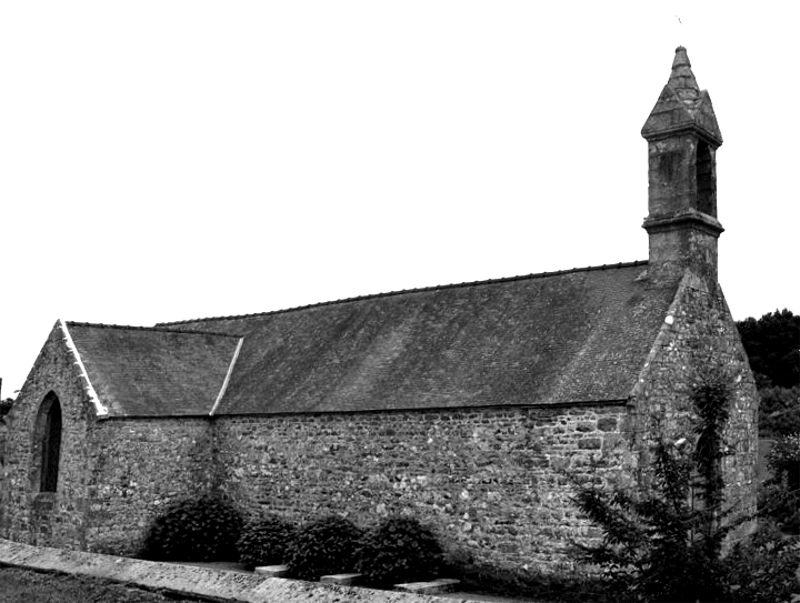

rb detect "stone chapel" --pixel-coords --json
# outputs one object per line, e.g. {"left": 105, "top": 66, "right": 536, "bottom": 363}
{"left": 0, "top": 48, "right": 758, "bottom": 572}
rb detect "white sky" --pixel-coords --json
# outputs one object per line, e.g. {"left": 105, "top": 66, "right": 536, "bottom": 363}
{"left": 1, "top": 2, "right": 797, "bottom": 398}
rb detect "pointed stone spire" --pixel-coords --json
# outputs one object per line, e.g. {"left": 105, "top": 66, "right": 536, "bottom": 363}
{"left": 641, "top": 47, "right": 722, "bottom": 145}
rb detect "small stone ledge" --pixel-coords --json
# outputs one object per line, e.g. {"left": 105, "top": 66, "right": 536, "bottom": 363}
{"left": 254, "top": 564, "right": 289, "bottom": 577}
{"left": 395, "top": 579, "right": 461, "bottom": 594}
{"left": 0, "top": 539, "right": 473, "bottom": 603}
{"left": 320, "top": 573, "right": 363, "bottom": 585}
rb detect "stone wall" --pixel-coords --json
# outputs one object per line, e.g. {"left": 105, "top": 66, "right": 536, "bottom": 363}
{"left": 0, "top": 323, "right": 95, "bottom": 549}
{"left": 214, "top": 404, "right": 632, "bottom": 572}
{"left": 0, "top": 325, "right": 217, "bottom": 556}
{"left": 630, "top": 272, "right": 759, "bottom": 539}
{"left": 84, "top": 417, "right": 216, "bottom": 555}
{"left": 0, "top": 421, "right": 7, "bottom": 531}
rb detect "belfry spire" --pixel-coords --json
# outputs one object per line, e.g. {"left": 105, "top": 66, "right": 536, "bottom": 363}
{"left": 641, "top": 48, "right": 724, "bottom": 285}
{"left": 642, "top": 47, "right": 721, "bottom": 145}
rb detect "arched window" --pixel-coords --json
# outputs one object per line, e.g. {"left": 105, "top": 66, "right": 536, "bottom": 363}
{"left": 35, "top": 392, "right": 62, "bottom": 492}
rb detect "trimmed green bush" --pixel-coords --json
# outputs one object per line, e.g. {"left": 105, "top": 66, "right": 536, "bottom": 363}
{"left": 285, "top": 516, "right": 364, "bottom": 581}
{"left": 139, "top": 493, "right": 242, "bottom": 562}
{"left": 356, "top": 516, "right": 443, "bottom": 586}
{"left": 237, "top": 513, "right": 297, "bottom": 569}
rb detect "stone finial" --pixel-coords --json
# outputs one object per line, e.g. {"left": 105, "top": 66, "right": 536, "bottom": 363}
{"left": 668, "top": 46, "right": 700, "bottom": 102}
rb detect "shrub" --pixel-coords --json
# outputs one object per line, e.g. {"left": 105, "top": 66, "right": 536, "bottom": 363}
{"left": 140, "top": 493, "right": 242, "bottom": 561}
{"left": 725, "top": 521, "right": 800, "bottom": 603}
{"left": 356, "top": 516, "right": 443, "bottom": 586}
{"left": 285, "top": 515, "right": 364, "bottom": 581}
{"left": 237, "top": 513, "right": 297, "bottom": 569}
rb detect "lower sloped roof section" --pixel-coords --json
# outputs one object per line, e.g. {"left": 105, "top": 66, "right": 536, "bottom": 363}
{"left": 66, "top": 323, "right": 242, "bottom": 417}
{"left": 162, "top": 261, "right": 677, "bottom": 415}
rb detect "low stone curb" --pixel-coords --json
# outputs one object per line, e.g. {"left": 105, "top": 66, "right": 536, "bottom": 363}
{"left": 0, "top": 539, "right": 476, "bottom": 603}
{"left": 254, "top": 564, "right": 290, "bottom": 578}
{"left": 396, "top": 579, "right": 461, "bottom": 594}
{"left": 320, "top": 573, "right": 363, "bottom": 586}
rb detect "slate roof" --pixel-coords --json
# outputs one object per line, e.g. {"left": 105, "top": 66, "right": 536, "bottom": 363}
{"left": 135, "top": 261, "right": 678, "bottom": 416}
{"left": 65, "top": 323, "right": 241, "bottom": 417}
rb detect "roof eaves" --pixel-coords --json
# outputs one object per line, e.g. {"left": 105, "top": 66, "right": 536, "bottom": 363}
{"left": 214, "top": 398, "right": 633, "bottom": 418}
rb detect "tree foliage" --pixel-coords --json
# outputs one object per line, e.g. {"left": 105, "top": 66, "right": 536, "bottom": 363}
{"left": 759, "top": 432, "right": 800, "bottom": 534}
{"left": 759, "top": 385, "right": 800, "bottom": 437}
{"left": 736, "top": 309, "right": 799, "bottom": 389}
{"left": 737, "top": 309, "right": 799, "bottom": 437}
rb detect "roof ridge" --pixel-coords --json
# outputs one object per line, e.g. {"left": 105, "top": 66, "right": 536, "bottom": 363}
{"left": 157, "top": 260, "right": 649, "bottom": 327}
{"left": 65, "top": 321, "right": 244, "bottom": 339}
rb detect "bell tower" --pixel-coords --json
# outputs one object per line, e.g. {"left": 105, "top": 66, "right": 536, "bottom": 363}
{"left": 642, "top": 47, "right": 724, "bottom": 284}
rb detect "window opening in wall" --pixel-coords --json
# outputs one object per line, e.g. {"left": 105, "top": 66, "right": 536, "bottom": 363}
{"left": 39, "top": 393, "right": 62, "bottom": 492}
{"left": 696, "top": 141, "right": 715, "bottom": 215}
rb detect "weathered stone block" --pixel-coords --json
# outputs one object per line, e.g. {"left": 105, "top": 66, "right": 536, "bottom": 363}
{"left": 395, "top": 579, "right": 460, "bottom": 594}
{"left": 597, "top": 417, "right": 618, "bottom": 432}
{"left": 578, "top": 438, "right": 602, "bottom": 450}
{"left": 254, "top": 564, "right": 290, "bottom": 577}
{"left": 320, "top": 573, "right": 362, "bottom": 585}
